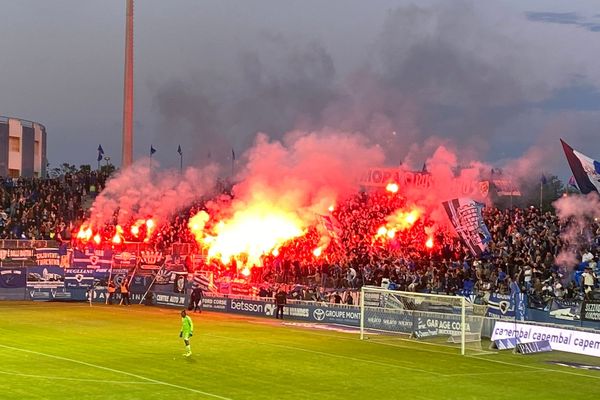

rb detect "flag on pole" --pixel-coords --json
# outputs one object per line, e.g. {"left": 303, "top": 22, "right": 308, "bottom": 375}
{"left": 150, "top": 145, "right": 156, "bottom": 155}
{"left": 540, "top": 174, "right": 547, "bottom": 185}
{"left": 560, "top": 139, "right": 600, "bottom": 194}
{"left": 97, "top": 145, "right": 104, "bottom": 162}
{"left": 177, "top": 145, "right": 182, "bottom": 156}
{"left": 232, "top": 148, "right": 236, "bottom": 161}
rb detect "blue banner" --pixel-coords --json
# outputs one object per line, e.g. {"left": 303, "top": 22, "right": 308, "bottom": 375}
{"left": 27, "top": 266, "right": 64, "bottom": 288}
{"left": 112, "top": 251, "right": 137, "bottom": 269}
{"left": 72, "top": 248, "right": 113, "bottom": 269}
{"left": 64, "top": 269, "right": 95, "bottom": 288}
{"left": 0, "top": 268, "right": 27, "bottom": 300}
{"left": 129, "top": 275, "right": 153, "bottom": 294}
{"left": 26, "top": 265, "right": 67, "bottom": 300}
{"left": 486, "top": 293, "right": 525, "bottom": 320}
{"left": 0, "top": 268, "right": 27, "bottom": 288}
{"left": 34, "top": 248, "right": 61, "bottom": 267}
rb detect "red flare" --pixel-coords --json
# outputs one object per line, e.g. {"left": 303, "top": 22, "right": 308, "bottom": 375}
{"left": 386, "top": 182, "right": 399, "bottom": 193}
{"left": 425, "top": 237, "right": 434, "bottom": 249}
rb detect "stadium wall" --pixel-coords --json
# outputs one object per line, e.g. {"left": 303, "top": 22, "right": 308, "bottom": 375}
{"left": 0, "top": 116, "right": 47, "bottom": 178}
{"left": 0, "top": 240, "right": 598, "bottom": 332}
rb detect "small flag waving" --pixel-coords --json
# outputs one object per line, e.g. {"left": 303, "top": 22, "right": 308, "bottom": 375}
{"left": 568, "top": 175, "right": 578, "bottom": 189}
{"left": 561, "top": 139, "right": 600, "bottom": 194}
{"left": 540, "top": 174, "right": 547, "bottom": 185}
{"left": 150, "top": 145, "right": 156, "bottom": 155}
{"left": 442, "top": 198, "right": 492, "bottom": 256}
{"left": 232, "top": 148, "right": 236, "bottom": 161}
{"left": 97, "top": 145, "right": 104, "bottom": 162}
{"left": 318, "top": 214, "right": 343, "bottom": 239}
{"left": 177, "top": 145, "right": 182, "bottom": 156}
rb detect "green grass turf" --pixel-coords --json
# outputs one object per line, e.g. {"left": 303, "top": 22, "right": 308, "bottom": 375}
{"left": 0, "top": 301, "right": 598, "bottom": 400}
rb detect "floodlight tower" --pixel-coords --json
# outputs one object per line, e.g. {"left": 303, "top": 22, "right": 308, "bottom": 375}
{"left": 121, "top": 0, "right": 134, "bottom": 168}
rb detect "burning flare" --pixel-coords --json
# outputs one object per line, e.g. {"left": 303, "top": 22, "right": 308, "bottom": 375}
{"left": 189, "top": 203, "right": 305, "bottom": 267}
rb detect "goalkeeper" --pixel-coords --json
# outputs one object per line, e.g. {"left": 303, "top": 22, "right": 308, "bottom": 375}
{"left": 179, "top": 310, "right": 194, "bottom": 357}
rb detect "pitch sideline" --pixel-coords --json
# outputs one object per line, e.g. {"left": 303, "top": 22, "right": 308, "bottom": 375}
{"left": 204, "top": 333, "right": 444, "bottom": 377}
{"left": 0, "top": 369, "right": 160, "bottom": 384}
{"left": 0, "top": 344, "right": 233, "bottom": 400}
{"left": 229, "top": 319, "right": 600, "bottom": 381}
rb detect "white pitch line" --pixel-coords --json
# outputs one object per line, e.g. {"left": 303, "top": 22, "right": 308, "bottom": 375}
{"left": 204, "top": 333, "right": 444, "bottom": 377}
{"left": 236, "top": 324, "right": 600, "bottom": 381}
{"left": 0, "top": 344, "right": 233, "bottom": 400}
{"left": 444, "top": 369, "right": 548, "bottom": 377}
{"left": 465, "top": 354, "right": 600, "bottom": 381}
{"left": 0, "top": 369, "right": 160, "bottom": 384}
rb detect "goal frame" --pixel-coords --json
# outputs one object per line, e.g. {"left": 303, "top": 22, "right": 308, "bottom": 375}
{"left": 360, "top": 286, "right": 468, "bottom": 355}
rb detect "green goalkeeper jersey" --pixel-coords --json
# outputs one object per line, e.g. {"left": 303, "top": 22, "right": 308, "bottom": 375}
{"left": 181, "top": 315, "right": 194, "bottom": 334}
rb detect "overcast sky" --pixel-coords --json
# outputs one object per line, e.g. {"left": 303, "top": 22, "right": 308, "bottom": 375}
{"left": 1, "top": 0, "right": 599, "bottom": 179}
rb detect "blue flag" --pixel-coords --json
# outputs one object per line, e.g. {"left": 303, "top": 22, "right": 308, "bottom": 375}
{"left": 150, "top": 145, "right": 156, "bottom": 155}
{"left": 177, "top": 145, "right": 182, "bottom": 156}
{"left": 540, "top": 174, "right": 547, "bottom": 185}
{"left": 232, "top": 148, "right": 236, "bottom": 161}
{"left": 442, "top": 198, "right": 492, "bottom": 257}
{"left": 97, "top": 145, "right": 104, "bottom": 162}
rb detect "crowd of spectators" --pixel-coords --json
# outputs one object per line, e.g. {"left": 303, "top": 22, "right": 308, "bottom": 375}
{"left": 2, "top": 170, "right": 599, "bottom": 304}
{"left": 183, "top": 191, "right": 600, "bottom": 304}
{"left": 0, "top": 169, "right": 109, "bottom": 241}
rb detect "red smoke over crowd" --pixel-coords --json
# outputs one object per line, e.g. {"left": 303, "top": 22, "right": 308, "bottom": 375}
{"left": 73, "top": 131, "right": 491, "bottom": 268}
{"left": 73, "top": 129, "right": 596, "bottom": 277}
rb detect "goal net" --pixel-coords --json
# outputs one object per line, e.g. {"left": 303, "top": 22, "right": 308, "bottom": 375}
{"left": 360, "top": 286, "right": 486, "bottom": 355}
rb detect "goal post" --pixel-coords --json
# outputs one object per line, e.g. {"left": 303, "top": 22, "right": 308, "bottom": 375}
{"left": 360, "top": 286, "right": 485, "bottom": 355}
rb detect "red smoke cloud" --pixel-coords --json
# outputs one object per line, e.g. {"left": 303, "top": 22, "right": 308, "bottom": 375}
{"left": 189, "top": 130, "right": 385, "bottom": 266}
{"left": 552, "top": 192, "right": 600, "bottom": 270}
{"left": 88, "top": 161, "right": 218, "bottom": 228}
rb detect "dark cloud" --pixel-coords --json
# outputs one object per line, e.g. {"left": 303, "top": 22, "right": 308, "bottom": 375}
{"left": 151, "top": 2, "right": 600, "bottom": 175}
{"left": 154, "top": 40, "right": 338, "bottom": 162}
{"left": 526, "top": 11, "right": 600, "bottom": 32}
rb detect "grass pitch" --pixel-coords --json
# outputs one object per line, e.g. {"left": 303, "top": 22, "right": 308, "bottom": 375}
{"left": 0, "top": 302, "right": 598, "bottom": 400}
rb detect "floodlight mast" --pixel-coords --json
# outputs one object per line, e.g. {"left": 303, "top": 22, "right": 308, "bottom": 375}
{"left": 121, "top": 0, "right": 134, "bottom": 168}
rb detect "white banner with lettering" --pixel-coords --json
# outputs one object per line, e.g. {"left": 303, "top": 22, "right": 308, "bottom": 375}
{"left": 491, "top": 321, "right": 600, "bottom": 358}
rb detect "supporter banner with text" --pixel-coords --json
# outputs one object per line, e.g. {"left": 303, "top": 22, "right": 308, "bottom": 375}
{"left": 34, "top": 248, "right": 61, "bottom": 267}
{"left": 0, "top": 248, "right": 36, "bottom": 265}
{"left": 72, "top": 248, "right": 113, "bottom": 269}
{"left": 65, "top": 269, "right": 96, "bottom": 288}
{"left": 0, "top": 267, "right": 27, "bottom": 300}
{"left": 358, "top": 168, "right": 490, "bottom": 198}
{"left": 581, "top": 300, "right": 600, "bottom": 322}
{"left": 26, "top": 265, "right": 68, "bottom": 300}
